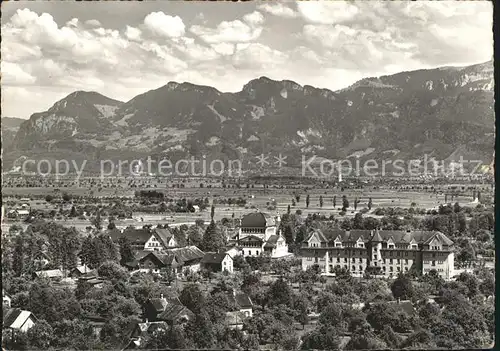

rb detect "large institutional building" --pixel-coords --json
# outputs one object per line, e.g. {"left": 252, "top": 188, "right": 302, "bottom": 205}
{"left": 232, "top": 212, "right": 289, "bottom": 258}
{"left": 300, "top": 229, "right": 454, "bottom": 280}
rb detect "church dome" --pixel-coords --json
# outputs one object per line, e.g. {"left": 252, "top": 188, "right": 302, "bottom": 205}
{"left": 241, "top": 212, "right": 275, "bottom": 228}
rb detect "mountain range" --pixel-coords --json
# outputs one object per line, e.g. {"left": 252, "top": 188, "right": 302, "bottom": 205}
{"left": 4, "top": 60, "right": 494, "bottom": 176}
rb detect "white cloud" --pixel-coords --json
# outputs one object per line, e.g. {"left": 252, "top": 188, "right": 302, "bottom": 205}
{"left": 1, "top": 4, "right": 493, "bottom": 119}
{"left": 144, "top": 11, "right": 185, "bottom": 38}
{"left": 190, "top": 16, "right": 263, "bottom": 43}
{"left": 211, "top": 42, "right": 235, "bottom": 56}
{"left": 233, "top": 43, "right": 288, "bottom": 70}
{"left": 297, "top": 2, "right": 359, "bottom": 24}
{"left": 243, "top": 11, "right": 264, "bottom": 26}
{"left": 84, "top": 19, "right": 101, "bottom": 27}
{"left": 257, "top": 3, "right": 298, "bottom": 18}
{"left": 66, "top": 18, "right": 78, "bottom": 27}
{"left": 125, "top": 25, "right": 142, "bottom": 41}
{"left": 1, "top": 62, "right": 37, "bottom": 85}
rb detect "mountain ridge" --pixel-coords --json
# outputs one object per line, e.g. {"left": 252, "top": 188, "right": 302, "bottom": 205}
{"left": 6, "top": 60, "right": 494, "bottom": 174}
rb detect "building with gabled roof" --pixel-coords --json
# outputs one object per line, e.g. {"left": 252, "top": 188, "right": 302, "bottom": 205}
{"left": 201, "top": 252, "right": 233, "bottom": 273}
{"left": 143, "top": 294, "right": 193, "bottom": 325}
{"left": 300, "top": 229, "right": 455, "bottom": 280}
{"left": 137, "top": 251, "right": 181, "bottom": 274}
{"left": 3, "top": 308, "right": 37, "bottom": 332}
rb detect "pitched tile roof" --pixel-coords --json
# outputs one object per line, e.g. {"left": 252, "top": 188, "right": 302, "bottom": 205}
{"left": 154, "top": 228, "right": 175, "bottom": 247}
{"left": 34, "top": 269, "right": 64, "bottom": 278}
{"left": 167, "top": 246, "right": 205, "bottom": 263}
{"left": 263, "top": 235, "right": 280, "bottom": 248}
{"left": 157, "top": 304, "right": 194, "bottom": 322}
{"left": 3, "top": 308, "right": 36, "bottom": 329}
{"left": 227, "top": 292, "right": 253, "bottom": 309}
{"left": 122, "top": 228, "right": 152, "bottom": 244}
{"left": 239, "top": 235, "right": 264, "bottom": 243}
{"left": 306, "top": 229, "right": 453, "bottom": 246}
{"left": 201, "top": 252, "right": 229, "bottom": 264}
{"left": 138, "top": 251, "right": 178, "bottom": 266}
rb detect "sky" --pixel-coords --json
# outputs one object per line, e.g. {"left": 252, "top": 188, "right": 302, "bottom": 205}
{"left": 1, "top": 1, "right": 493, "bottom": 119}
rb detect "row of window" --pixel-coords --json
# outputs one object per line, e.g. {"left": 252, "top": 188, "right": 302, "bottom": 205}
{"left": 325, "top": 265, "right": 409, "bottom": 273}
{"left": 312, "top": 243, "right": 418, "bottom": 250}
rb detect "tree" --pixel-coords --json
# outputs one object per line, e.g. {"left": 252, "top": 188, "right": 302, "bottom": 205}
{"left": 12, "top": 235, "right": 25, "bottom": 277}
{"left": 79, "top": 236, "right": 95, "bottom": 268}
{"left": 342, "top": 195, "right": 349, "bottom": 211}
{"left": 92, "top": 210, "right": 102, "bottom": 231}
{"left": 98, "top": 261, "right": 129, "bottom": 282}
{"left": 333, "top": 196, "right": 337, "bottom": 208}
{"left": 287, "top": 204, "right": 291, "bottom": 214}
{"left": 118, "top": 237, "right": 134, "bottom": 265}
{"left": 69, "top": 205, "right": 77, "bottom": 217}
{"left": 267, "top": 277, "right": 293, "bottom": 307}
{"left": 380, "top": 325, "right": 402, "bottom": 348}
{"left": 294, "top": 295, "right": 309, "bottom": 329}
{"left": 391, "top": 274, "right": 414, "bottom": 300}
{"left": 27, "top": 319, "right": 54, "bottom": 349}
{"left": 346, "top": 324, "right": 388, "bottom": 350}
{"left": 306, "top": 194, "right": 310, "bottom": 208}
{"left": 283, "top": 224, "right": 294, "bottom": 245}
{"left": 45, "top": 195, "right": 54, "bottom": 203}
{"left": 302, "top": 325, "right": 341, "bottom": 350}
{"left": 210, "top": 204, "right": 215, "bottom": 221}
{"left": 180, "top": 284, "right": 205, "bottom": 314}
{"left": 201, "top": 221, "right": 226, "bottom": 252}
{"left": 62, "top": 192, "right": 72, "bottom": 202}
{"left": 353, "top": 213, "right": 364, "bottom": 229}
{"left": 319, "top": 196, "right": 324, "bottom": 208}
{"left": 368, "top": 197, "right": 372, "bottom": 210}
{"left": 187, "top": 225, "right": 203, "bottom": 247}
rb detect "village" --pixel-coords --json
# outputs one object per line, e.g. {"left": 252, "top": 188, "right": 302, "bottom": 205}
{"left": 1, "top": 178, "right": 495, "bottom": 350}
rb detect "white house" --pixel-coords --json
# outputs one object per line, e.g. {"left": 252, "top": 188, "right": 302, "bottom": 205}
{"left": 144, "top": 228, "right": 178, "bottom": 251}
{"left": 3, "top": 290, "right": 12, "bottom": 308}
{"left": 201, "top": 252, "right": 234, "bottom": 273}
{"left": 3, "top": 309, "right": 37, "bottom": 332}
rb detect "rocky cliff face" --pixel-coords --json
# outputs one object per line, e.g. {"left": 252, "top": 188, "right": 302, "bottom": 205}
{"left": 7, "top": 60, "right": 494, "bottom": 173}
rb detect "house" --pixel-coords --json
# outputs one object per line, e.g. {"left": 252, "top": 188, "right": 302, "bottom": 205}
{"left": 3, "top": 290, "right": 12, "bottom": 308}
{"left": 201, "top": 252, "right": 234, "bottom": 273}
{"left": 82, "top": 315, "right": 108, "bottom": 338}
{"left": 225, "top": 311, "right": 245, "bottom": 330}
{"left": 158, "top": 303, "right": 194, "bottom": 325}
{"left": 109, "top": 227, "right": 178, "bottom": 252}
{"left": 136, "top": 251, "right": 181, "bottom": 274}
{"left": 69, "top": 265, "right": 96, "bottom": 279}
{"left": 3, "top": 308, "right": 37, "bottom": 332}
{"left": 300, "top": 229, "right": 455, "bottom": 280}
{"left": 7, "top": 209, "right": 30, "bottom": 220}
{"left": 144, "top": 228, "right": 177, "bottom": 251}
{"left": 168, "top": 246, "right": 205, "bottom": 273}
{"left": 120, "top": 228, "right": 153, "bottom": 250}
{"left": 235, "top": 212, "right": 289, "bottom": 258}
{"left": 121, "top": 321, "right": 169, "bottom": 350}
{"left": 144, "top": 295, "right": 193, "bottom": 325}
{"left": 227, "top": 291, "right": 253, "bottom": 318}
{"left": 225, "top": 246, "right": 242, "bottom": 258}
{"left": 33, "top": 269, "right": 65, "bottom": 280}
